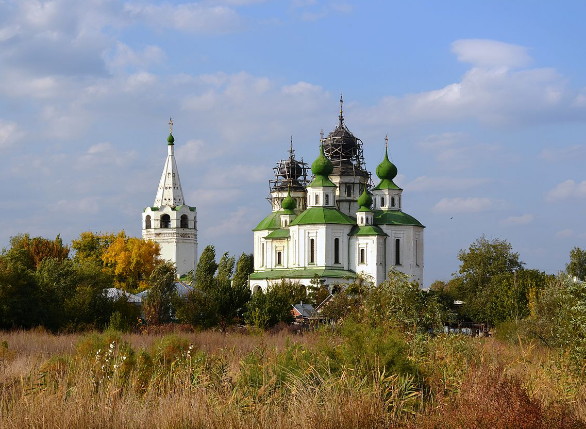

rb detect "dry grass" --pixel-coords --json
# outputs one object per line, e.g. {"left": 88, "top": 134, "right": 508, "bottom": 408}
{"left": 0, "top": 330, "right": 584, "bottom": 429}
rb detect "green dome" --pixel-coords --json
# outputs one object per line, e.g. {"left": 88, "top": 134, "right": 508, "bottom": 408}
{"left": 167, "top": 133, "right": 175, "bottom": 145}
{"left": 357, "top": 189, "right": 373, "bottom": 210}
{"left": 281, "top": 193, "right": 296, "bottom": 211}
{"left": 311, "top": 145, "right": 334, "bottom": 177}
{"left": 376, "top": 149, "right": 397, "bottom": 181}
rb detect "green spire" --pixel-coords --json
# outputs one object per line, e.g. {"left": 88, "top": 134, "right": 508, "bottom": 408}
{"left": 167, "top": 117, "right": 175, "bottom": 145}
{"left": 311, "top": 144, "right": 334, "bottom": 176}
{"left": 373, "top": 136, "right": 401, "bottom": 191}
{"left": 281, "top": 189, "right": 296, "bottom": 213}
{"left": 308, "top": 144, "right": 336, "bottom": 188}
{"left": 357, "top": 188, "right": 373, "bottom": 212}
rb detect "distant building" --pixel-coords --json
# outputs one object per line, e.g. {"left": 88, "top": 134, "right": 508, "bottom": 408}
{"left": 250, "top": 98, "right": 424, "bottom": 291}
{"left": 142, "top": 120, "right": 198, "bottom": 277}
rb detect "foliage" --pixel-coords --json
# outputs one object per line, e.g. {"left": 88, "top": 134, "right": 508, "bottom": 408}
{"left": 232, "top": 253, "right": 254, "bottom": 290}
{"left": 71, "top": 232, "right": 116, "bottom": 266}
{"left": 566, "top": 247, "right": 586, "bottom": 281}
{"left": 4, "top": 234, "right": 69, "bottom": 270}
{"left": 142, "top": 262, "right": 177, "bottom": 325}
{"left": 524, "top": 274, "right": 586, "bottom": 366}
{"left": 194, "top": 245, "right": 218, "bottom": 291}
{"left": 101, "top": 232, "right": 161, "bottom": 291}
{"left": 244, "top": 280, "right": 306, "bottom": 328}
{"left": 215, "top": 252, "right": 235, "bottom": 284}
{"left": 0, "top": 256, "right": 41, "bottom": 329}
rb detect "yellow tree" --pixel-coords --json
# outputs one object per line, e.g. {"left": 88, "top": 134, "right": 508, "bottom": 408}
{"left": 71, "top": 231, "right": 117, "bottom": 265}
{"left": 101, "top": 232, "right": 161, "bottom": 291}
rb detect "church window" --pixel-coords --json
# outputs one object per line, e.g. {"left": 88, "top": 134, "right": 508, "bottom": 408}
{"left": 345, "top": 184, "right": 352, "bottom": 197}
{"left": 395, "top": 239, "right": 401, "bottom": 265}
{"left": 145, "top": 215, "right": 152, "bottom": 229}
{"left": 381, "top": 197, "right": 385, "bottom": 207}
{"left": 276, "top": 250, "right": 282, "bottom": 266}
{"left": 391, "top": 197, "right": 395, "bottom": 207}
{"left": 415, "top": 239, "right": 419, "bottom": 267}
{"left": 180, "top": 214, "right": 188, "bottom": 228}
{"left": 261, "top": 243, "right": 265, "bottom": 266}
{"left": 359, "top": 247, "right": 366, "bottom": 264}
{"left": 334, "top": 238, "right": 340, "bottom": 264}
{"left": 161, "top": 214, "right": 171, "bottom": 228}
{"left": 315, "top": 194, "right": 320, "bottom": 205}
{"left": 325, "top": 194, "right": 329, "bottom": 205}
{"left": 309, "top": 238, "right": 315, "bottom": 264}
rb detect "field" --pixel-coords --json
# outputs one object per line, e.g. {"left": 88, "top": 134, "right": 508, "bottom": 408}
{"left": 0, "top": 327, "right": 584, "bottom": 428}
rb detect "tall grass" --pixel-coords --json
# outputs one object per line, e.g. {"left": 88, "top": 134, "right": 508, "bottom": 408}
{"left": 0, "top": 329, "right": 583, "bottom": 428}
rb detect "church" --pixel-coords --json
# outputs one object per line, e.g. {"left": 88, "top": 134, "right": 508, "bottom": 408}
{"left": 142, "top": 120, "right": 198, "bottom": 277}
{"left": 250, "top": 99, "right": 424, "bottom": 291}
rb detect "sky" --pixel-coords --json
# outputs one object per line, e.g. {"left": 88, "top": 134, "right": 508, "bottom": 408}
{"left": 1, "top": 0, "right": 586, "bottom": 286}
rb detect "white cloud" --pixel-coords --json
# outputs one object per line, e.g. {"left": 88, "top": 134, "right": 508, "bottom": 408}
{"left": 432, "top": 197, "right": 497, "bottom": 214}
{"left": 0, "top": 120, "right": 24, "bottom": 150}
{"left": 540, "top": 145, "right": 586, "bottom": 162}
{"left": 106, "top": 43, "right": 165, "bottom": 72}
{"left": 555, "top": 229, "right": 574, "bottom": 239}
{"left": 546, "top": 180, "right": 586, "bottom": 202}
{"left": 176, "top": 139, "right": 226, "bottom": 164}
{"left": 51, "top": 197, "right": 101, "bottom": 214}
{"left": 500, "top": 214, "right": 534, "bottom": 226}
{"left": 407, "top": 176, "right": 491, "bottom": 192}
{"left": 451, "top": 39, "right": 532, "bottom": 69}
{"left": 124, "top": 2, "right": 242, "bottom": 34}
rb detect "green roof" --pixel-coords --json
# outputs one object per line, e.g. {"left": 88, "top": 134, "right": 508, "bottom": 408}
{"left": 308, "top": 175, "right": 336, "bottom": 188}
{"left": 349, "top": 225, "right": 387, "bottom": 236}
{"left": 265, "top": 228, "right": 290, "bottom": 239}
{"left": 250, "top": 268, "right": 356, "bottom": 280}
{"left": 290, "top": 207, "right": 356, "bottom": 226}
{"left": 373, "top": 179, "right": 402, "bottom": 190}
{"left": 253, "top": 211, "right": 287, "bottom": 231}
{"left": 374, "top": 210, "right": 424, "bottom": 227}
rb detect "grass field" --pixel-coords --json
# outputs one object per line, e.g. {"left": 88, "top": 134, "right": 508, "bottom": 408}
{"left": 0, "top": 327, "right": 584, "bottom": 428}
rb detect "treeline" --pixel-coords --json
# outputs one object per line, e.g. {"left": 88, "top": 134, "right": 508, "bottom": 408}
{"left": 1, "top": 231, "right": 586, "bottom": 367}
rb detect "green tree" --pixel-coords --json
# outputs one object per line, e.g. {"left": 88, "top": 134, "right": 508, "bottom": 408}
{"left": 452, "top": 236, "right": 525, "bottom": 325}
{"left": 232, "top": 253, "right": 254, "bottom": 289}
{"left": 566, "top": 247, "right": 586, "bottom": 281}
{"left": 142, "top": 262, "right": 177, "bottom": 325}
{"left": 215, "top": 252, "right": 235, "bottom": 283}
{"left": 194, "top": 245, "right": 218, "bottom": 291}
{"left": 244, "top": 280, "right": 306, "bottom": 328}
{"left": 71, "top": 231, "right": 117, "bottom": 265}
{"left": 0, "top": 256, "right": 41, "bottom": 329}
{"left": 5, "top": 234, "right": 69, "bottom": 270}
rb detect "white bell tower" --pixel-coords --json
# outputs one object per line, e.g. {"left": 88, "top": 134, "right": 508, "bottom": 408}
{"left": 142, "top": 119, "right": 198, "bottom": 277}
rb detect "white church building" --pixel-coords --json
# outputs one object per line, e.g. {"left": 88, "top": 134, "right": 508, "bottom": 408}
{"left": 250, "top": 100, "right": 424, "bottom": 291}
{"left": 142, "top": 121, "right": 198, "bottom": 277}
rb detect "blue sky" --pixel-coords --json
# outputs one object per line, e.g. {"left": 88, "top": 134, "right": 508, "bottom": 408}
{"left": 2, "top": 0, "right": 586, "bottom": 285}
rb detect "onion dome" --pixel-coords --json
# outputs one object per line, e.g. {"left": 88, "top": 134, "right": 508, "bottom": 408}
{"left": 357, "top": 188, "right": 373, "bottom": 211}
{"left": 281, "top": 191, "right": 297, "bottom": 212}
{"left": 311, "top": 145, "right": 334, "bottom": 177}
{"left": 167, "top": 133, "right": 175, "bottom": 145}
{"left": 376, "top": 148, "right": 397, "bottom": 181}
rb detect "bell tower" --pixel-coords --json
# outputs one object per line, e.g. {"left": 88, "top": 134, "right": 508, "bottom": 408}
{"left": 142, "top": 119, "right": 198, "bottom": 277}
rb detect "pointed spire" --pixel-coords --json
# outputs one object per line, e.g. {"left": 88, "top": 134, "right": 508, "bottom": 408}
{"left": 154, "top": 121, "right": 185, "bottom": 207}
{"left": 338, "top": 93, "right": 344, "bottom": 125}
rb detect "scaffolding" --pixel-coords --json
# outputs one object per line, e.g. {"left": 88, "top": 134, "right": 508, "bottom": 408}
{"left": 267, "top": 142, "right": 309, "bottom": 204}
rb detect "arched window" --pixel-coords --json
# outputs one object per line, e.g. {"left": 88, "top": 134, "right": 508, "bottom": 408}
{"left": 315, "top": 194, "right": 320, "bottom": 205}
{"left": 391, "top": 197, "right": 395, "bottom": 207}
{"left": 381, "top": 197, "right": 385, "bottom": 207}
{"left": 359, "top": 248, "right": 366, "bottom": 264}
{"left": 161, "top": 214, "right": 171, "bottom": 228}
{"left": 180, "top": 214, "right": 188, "bottom": 228}
{"left": 334, "top": 238, "right": 340, "bottom": 264}
{"left": 325, "top": 194, "right": 329, "bottom": 205}
{"left": 309, "top": 238, "right": 315, "bottom": 264}
{"left": 145, "top": 215, "right": 151, "bottom": 229}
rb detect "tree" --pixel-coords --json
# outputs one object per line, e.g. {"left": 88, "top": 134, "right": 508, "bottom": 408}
{"left": 232, "top": 253, "right": 254, "bottom": 290}
{"left": 194, "top": 245, "right": 218, "bottom": 291}
{"left": 5, "top": 234, "right": 69, "bottom": 270}
{"left": 244, "top": 280, "right": 306, "bottom": 328}
{"left": 101, "top": 232, "right": 161, "bottom": 291}
{"left": 71, "top": 231, "right": 117, "bottom": 265}
{"left": 452, "top": 236, "right": 526, "bottom": 325}
{"left": 142, "top": 262, "right": 177, "bottom": 325}
{"left": 0, "top": 256, "right": 41, "bottom": 329}
{"left": 215, "top": 252, "right": 235, "bottom": 283}
{"left": 566, "top": 247, "right": 586, "bottom": 281}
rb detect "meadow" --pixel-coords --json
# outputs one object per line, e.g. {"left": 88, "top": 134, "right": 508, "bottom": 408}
{"left": 0, "top": 327, "right": 584, "bottom": 429}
